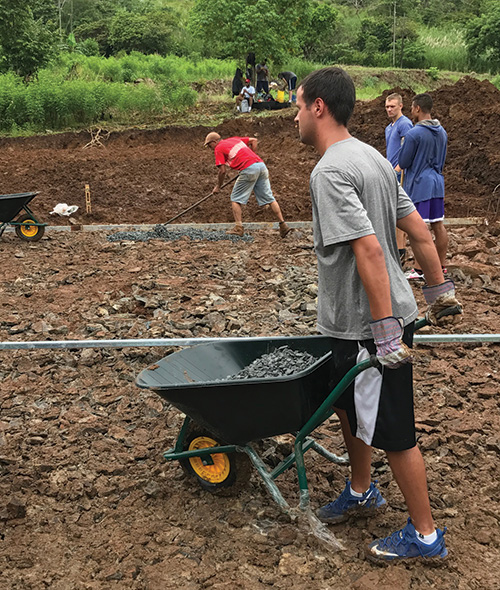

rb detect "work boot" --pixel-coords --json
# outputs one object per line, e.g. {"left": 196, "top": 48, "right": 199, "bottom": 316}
{"left": 226, "top": 224, "right": 244, "bottom": 237}
{"left": 279, "top": 221, "right": 291, "bottom": 238}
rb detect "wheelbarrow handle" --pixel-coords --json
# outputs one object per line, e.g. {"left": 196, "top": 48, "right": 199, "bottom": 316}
{"left": 414, "top": 304, "right": 463, "bottom": 331}
{"left": 368, "top": 305, "right": 463, "bottom": 369}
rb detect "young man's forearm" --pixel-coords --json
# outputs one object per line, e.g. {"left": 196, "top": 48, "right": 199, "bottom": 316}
{"left": 351, "top": 234, "right": 392, "bottom": 320}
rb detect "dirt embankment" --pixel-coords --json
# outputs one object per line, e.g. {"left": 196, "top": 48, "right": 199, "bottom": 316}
{"left": 0, "top": 77, "right": 498, "bottom": 226}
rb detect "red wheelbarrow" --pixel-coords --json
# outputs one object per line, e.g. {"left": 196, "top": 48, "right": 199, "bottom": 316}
{"left": 0, "top": 192, "right": 46, "bottom": 241}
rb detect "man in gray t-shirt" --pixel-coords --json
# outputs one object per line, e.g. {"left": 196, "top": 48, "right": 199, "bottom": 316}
{"left": 311, "top": 137, "right": 417, "bottom": 340}
{"left": 294, "top": 67, "right": 462, "bottom": 564}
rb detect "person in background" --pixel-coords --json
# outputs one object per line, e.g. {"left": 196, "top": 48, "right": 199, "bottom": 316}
{"left": 231, "top": 67, "right": 244, "bottom": 98}
{"left": 399, "top": 93, "right": 449, "bottom": 281}
{"left": 277, "top": 71, "right": 298, "bottom": 102}
{"left": 385, "top": 92, "right": 413, "bottom": 267}
{"left": 203, "top": 131, "right": 291, "bottom": 239}
{"left": 294, "top": 66, "right": 462, "bottom": 563}
{"left": 235, "top": 79, "right": 255, "bottom": 112}
{"left": 255, "top": 61, "right": 270, "bottom": 95}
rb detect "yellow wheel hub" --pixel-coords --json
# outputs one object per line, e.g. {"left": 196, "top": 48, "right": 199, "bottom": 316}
{"left": 188, "top": 436, "right": 231, "bottom": 484}
{"left": 20, "top": 220, "right": 38, "bottom": 237}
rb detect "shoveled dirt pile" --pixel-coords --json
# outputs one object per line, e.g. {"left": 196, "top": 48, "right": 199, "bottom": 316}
{"left": 0, "top": 221, "right": 499, "bottom": 589}
{"left": 0, "top": 77, "right": 498, "bottom": 226}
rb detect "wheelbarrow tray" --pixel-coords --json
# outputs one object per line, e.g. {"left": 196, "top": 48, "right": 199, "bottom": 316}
{"left": 0, "top": 192, "right": 40, "bottom": 223}
{"left": 136, "top": 336, "right": 333, "bottom": 445}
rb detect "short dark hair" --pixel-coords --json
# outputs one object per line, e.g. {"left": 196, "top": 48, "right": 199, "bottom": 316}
{"left": 299, "top": 67, "right": 356, "bottom": 127}
{"left": 412, "top": 93, "right": 433, "bottom": 113}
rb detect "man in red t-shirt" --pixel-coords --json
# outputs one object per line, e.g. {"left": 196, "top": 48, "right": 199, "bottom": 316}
{"left": 204, "top": 131, "right": 291, "bottom": 238}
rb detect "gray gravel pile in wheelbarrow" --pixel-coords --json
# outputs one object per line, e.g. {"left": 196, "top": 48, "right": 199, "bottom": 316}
{"left": 108, "top": 224, "right": 254, "bottom": 243}
{"left": 228, "top": 345, "right": 320, "bottom": 380}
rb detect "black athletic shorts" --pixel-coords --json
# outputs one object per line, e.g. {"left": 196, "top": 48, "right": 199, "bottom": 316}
{"left": 329, "top": 322, "right": 416, "bottom": 452}
{"left": 256, "top": 80, "right": 269, "bottom": 93}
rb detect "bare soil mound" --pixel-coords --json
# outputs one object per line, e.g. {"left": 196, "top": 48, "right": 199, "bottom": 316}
{"left": 0, "top": 77, "right": 498, "bottom": 226}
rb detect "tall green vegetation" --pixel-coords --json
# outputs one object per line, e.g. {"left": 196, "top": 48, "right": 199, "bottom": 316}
{"left": 419, "top": 27, "right": 468, "bottom": 72}
{"left": 0, "top": 53, "right": 236, "bottom": 134}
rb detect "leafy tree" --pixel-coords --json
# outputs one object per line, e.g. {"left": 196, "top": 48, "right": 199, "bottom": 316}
{"left": 0, "top": 0, "right": 55, "bottom": 80}
{"left": 301, "top": 2, "right": 339, "bottom": 62}
{"left": 356, "top": 18, "right": 392, "bottom": 53}
{"left": 31, "top": 0, "right": 58, "bottom": 24}
{"left": 59, "top": 0, "right": 145, "bottom": 33}
{"left": 465, "top": 1, "right": 500, "bottom": 71}
{"left": 109, "top": 10, "right": 178, "bottom": 55}
{"left": 74, "top": 20, "right": 113, "bottom": 56}
{"left": 189, "top": 0, "right": 310, "bottom": 61}
{"left": 74, "top": 4, "right": 183, "bottom": 56}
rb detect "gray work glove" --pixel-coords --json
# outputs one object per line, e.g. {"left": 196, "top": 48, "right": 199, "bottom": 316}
{"left": 423, "top": 279, "right": 463, "bottom": 326}
{"left": 370, "top": 316, "right": 413, "bottom": 369}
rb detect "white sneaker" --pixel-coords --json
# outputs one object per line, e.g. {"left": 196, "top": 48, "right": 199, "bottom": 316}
{"left": 248, "top": 106, "right": 252, "bottom": 112}
{"left": 236, "top": 106, "right": 240, "bottom": 112}
{"left": 404, "top": 268, "right": 425, "bottom": 281}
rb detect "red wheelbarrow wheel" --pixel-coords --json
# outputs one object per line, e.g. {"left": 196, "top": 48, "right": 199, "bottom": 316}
{"left": 180, "top": 424, "right": 251, "bottom": 495}
{"left": 15, "top": 214, "right": 45, "bottom": 242}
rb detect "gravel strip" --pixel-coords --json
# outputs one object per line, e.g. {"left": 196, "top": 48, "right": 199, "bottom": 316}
{"left": 228, "top": 345, "right": 321, "bottom": 380}
{"left": 108, "top": 224, "right": 254, "bottom": 243}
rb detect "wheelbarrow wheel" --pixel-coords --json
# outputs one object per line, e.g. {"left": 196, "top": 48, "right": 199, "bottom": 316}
{"left": 180, "top": 424, "right": 251, "bottom": 495}
{"left": 15, "top": 214, "right": 45, "bottom": 242}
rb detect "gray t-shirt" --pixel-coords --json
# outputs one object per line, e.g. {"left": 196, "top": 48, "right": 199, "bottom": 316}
{"left": 310, "top": 137, "right": 418, "bottom": 340}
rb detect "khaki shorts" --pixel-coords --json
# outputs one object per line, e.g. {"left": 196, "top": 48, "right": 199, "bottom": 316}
{"left": 231, "top": 163, "right": 275, "bottom": 206}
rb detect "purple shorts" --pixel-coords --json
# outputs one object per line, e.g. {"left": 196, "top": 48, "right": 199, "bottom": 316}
{"left": 415, "top": 198, "right": 445, "bottom": 223}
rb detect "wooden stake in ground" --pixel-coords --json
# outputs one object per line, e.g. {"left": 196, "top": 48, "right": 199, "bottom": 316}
{"left": 85, "top": 184, "right": 92, "bottom": 214}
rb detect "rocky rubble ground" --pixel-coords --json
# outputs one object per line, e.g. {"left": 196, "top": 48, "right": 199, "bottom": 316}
{"left": 0, "top": 224, "right": 499, "bottom": 590}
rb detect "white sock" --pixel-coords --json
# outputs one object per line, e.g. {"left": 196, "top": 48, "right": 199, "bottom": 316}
{"left": 416, "top": 529, "right": 438, "bottom": 544}
{"left": 350, "top": 484, "right": 367, "bottom": 498}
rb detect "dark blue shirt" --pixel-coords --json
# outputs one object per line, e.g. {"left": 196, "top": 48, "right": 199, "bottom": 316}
{"left": 398, "top": 120, "right": 447, "bottom": 204}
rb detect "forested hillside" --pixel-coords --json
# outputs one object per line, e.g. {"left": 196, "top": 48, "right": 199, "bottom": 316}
{"left": 0, "top": 0, "right": 499, "bottom": 134}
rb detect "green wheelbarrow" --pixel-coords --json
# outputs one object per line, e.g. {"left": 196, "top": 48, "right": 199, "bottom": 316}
{"left": 135, "top": 310, "right": 460, "bottom": 513}
{"left": 0, "top": 192, "right": 46, "bottom": 241}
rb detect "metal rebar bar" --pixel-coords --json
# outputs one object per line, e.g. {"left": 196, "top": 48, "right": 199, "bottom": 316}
{"left": 0, "top": 334, "right": 499, "bottom": 351}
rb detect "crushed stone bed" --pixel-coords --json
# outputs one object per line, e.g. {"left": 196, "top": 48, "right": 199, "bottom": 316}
{"left": 227, "top": 345, "right": 321, "bottom": 380}
{"left": 107, "top": 224, "right": 254, "bottom": 242}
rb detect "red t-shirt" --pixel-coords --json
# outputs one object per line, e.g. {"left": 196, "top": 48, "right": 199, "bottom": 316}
{"left": 214, "top": 137, "right": 262, "bottom": 171}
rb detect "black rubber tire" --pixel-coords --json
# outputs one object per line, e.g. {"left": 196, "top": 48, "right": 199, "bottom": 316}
{"left": 180, "top": 423, "right": 251, "bottom": 495}
{"left": 15, "top": 214, "right": 45, "bottom": 242}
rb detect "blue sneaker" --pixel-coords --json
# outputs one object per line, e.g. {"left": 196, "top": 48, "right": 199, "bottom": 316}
{"left": 368, "top": 518, "right": 448, "bottom": 563}
{"left": 317, "top": 480, "right": 387, "bottom": 524}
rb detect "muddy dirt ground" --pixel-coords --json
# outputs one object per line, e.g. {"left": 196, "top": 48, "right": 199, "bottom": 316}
{"left": 1, "top": 76, "right": 500, "bottom": 589}
{"left": 0, "top": 77, "right": 499, "bottom": 226}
